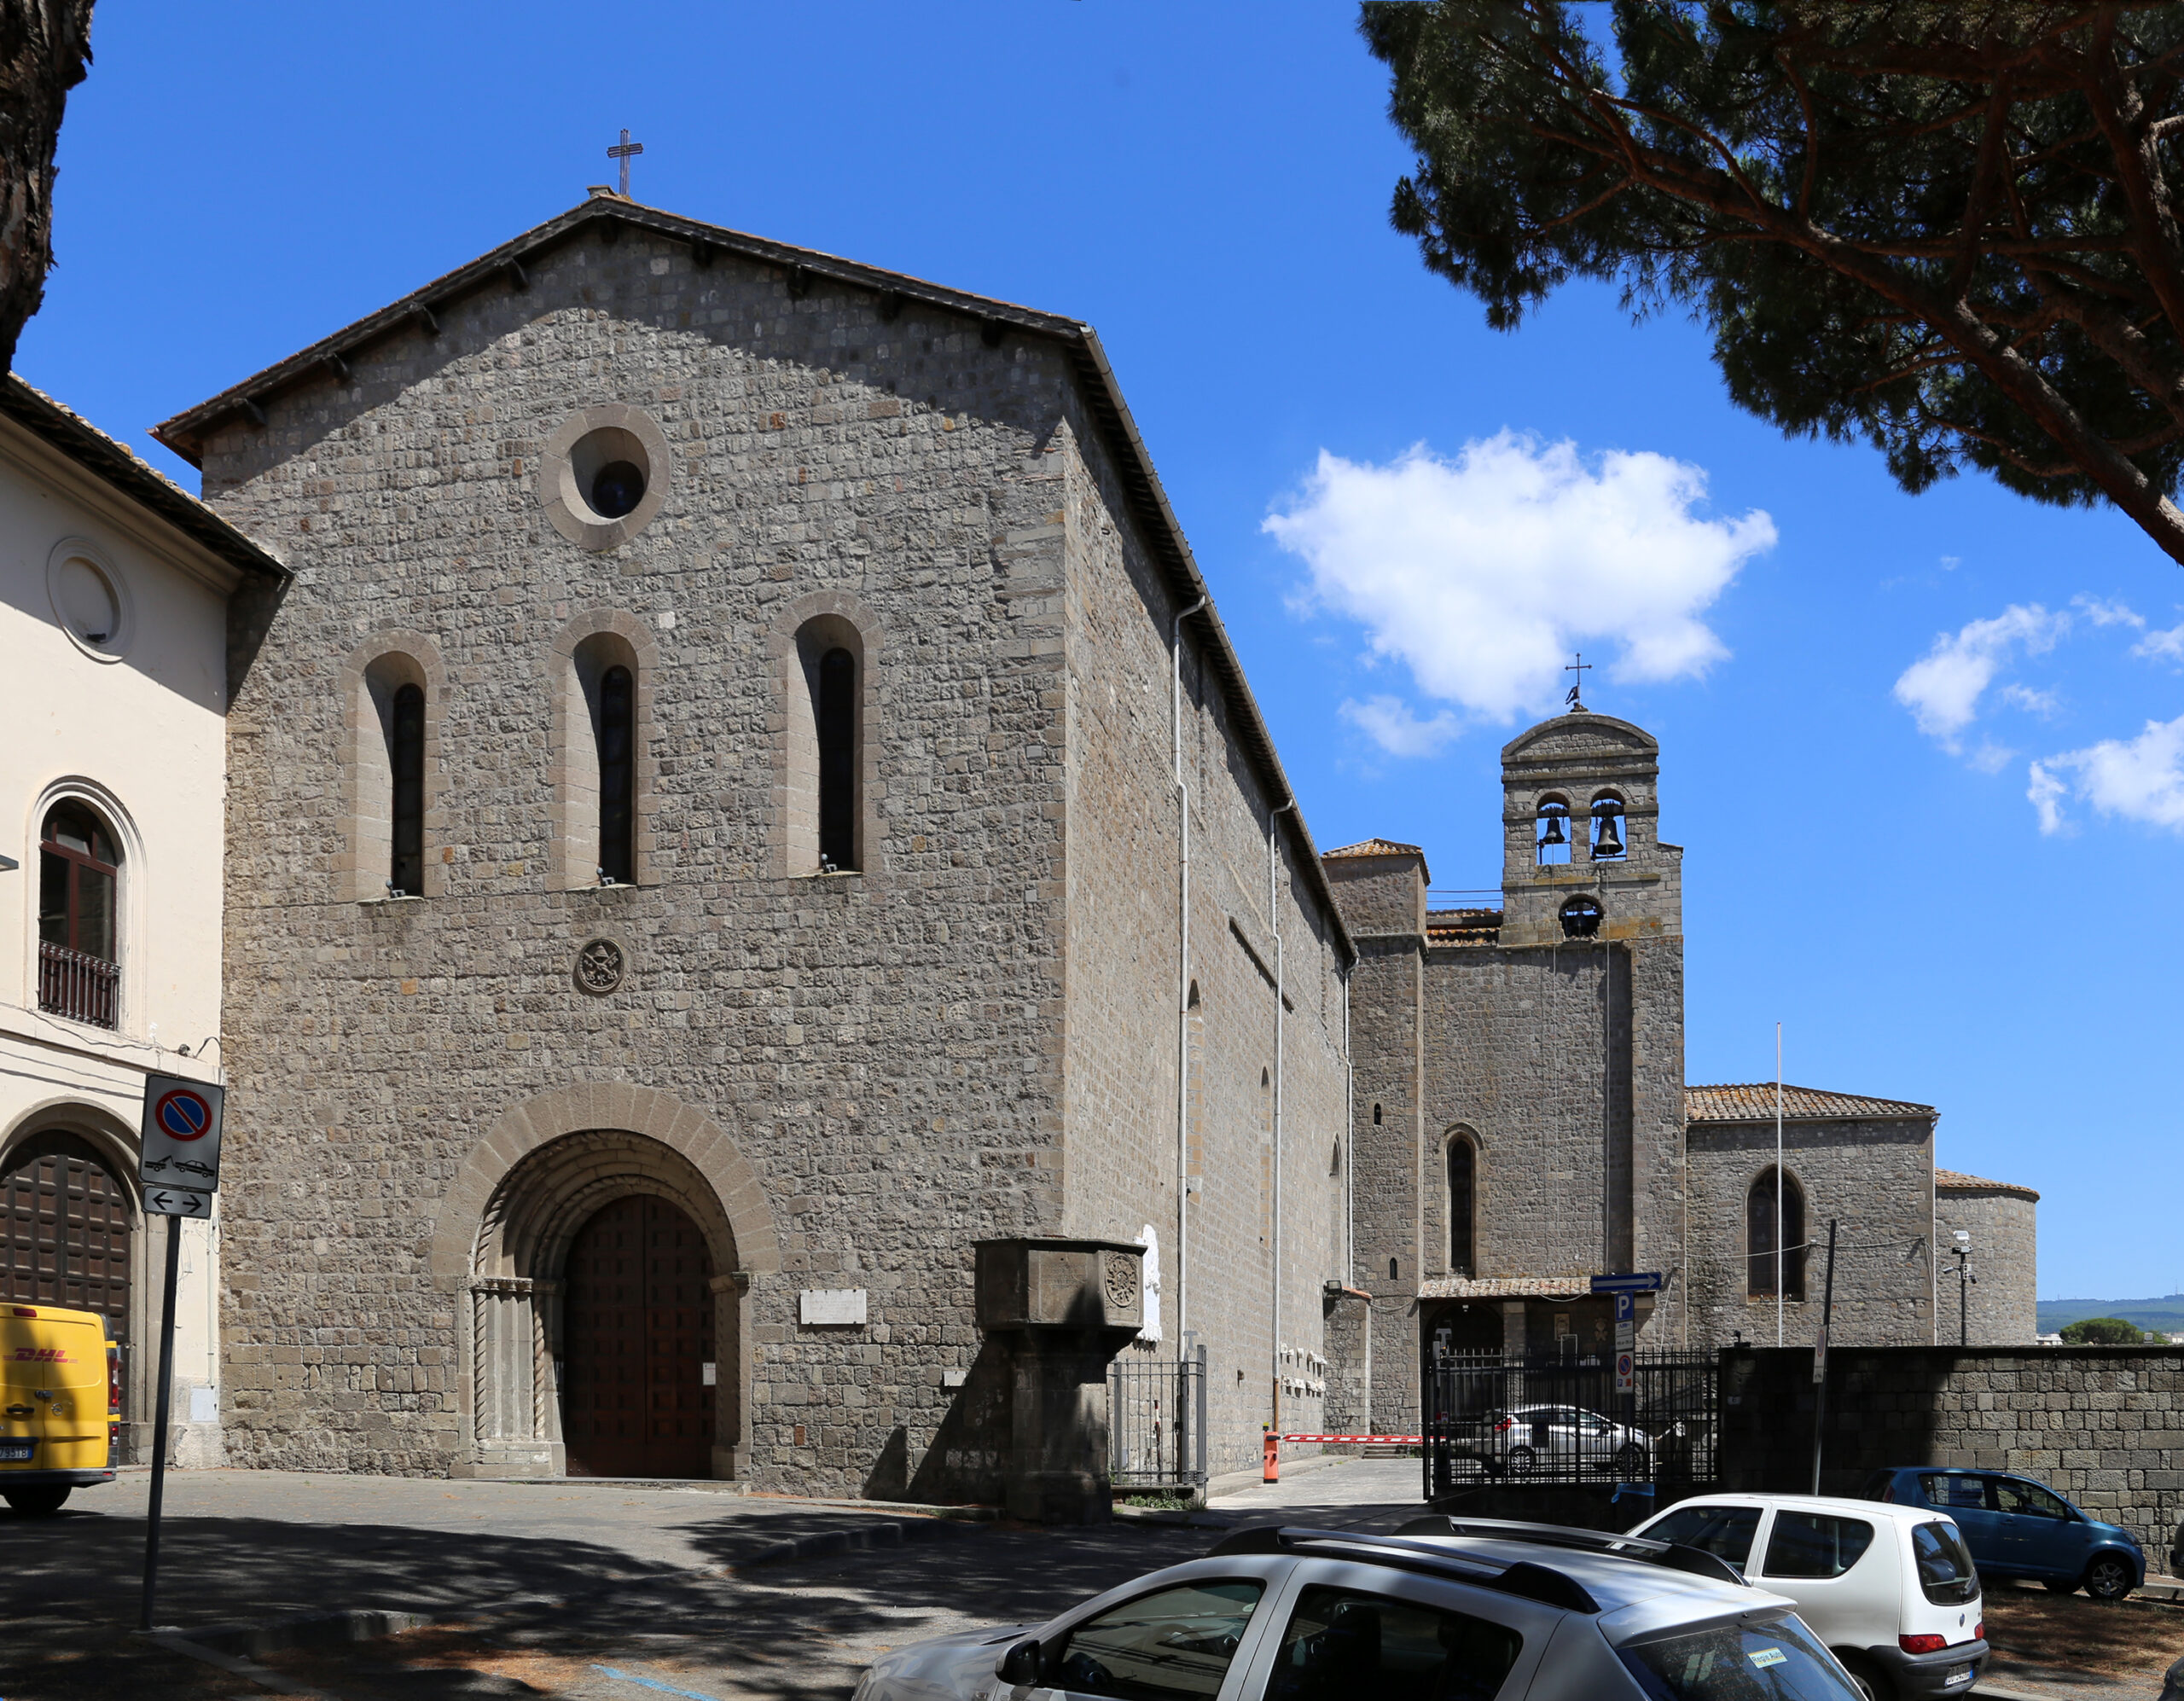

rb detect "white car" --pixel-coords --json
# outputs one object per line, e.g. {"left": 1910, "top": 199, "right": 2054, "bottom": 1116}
{"left": 1627, "top": 1494, "right": 1986, "bottom": 1701}
{"left": 853, "top": 1518, "right": 1871, "bottom": 1700}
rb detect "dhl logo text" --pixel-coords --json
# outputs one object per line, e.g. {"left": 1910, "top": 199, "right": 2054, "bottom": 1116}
{"left": 9, "top": 1347, "right": 70, "bottom": 1362}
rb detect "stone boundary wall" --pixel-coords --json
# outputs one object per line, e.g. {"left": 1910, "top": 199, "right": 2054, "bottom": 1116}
{"left": 1719, "top": 1345, "right": 2184, "bottom": 1554}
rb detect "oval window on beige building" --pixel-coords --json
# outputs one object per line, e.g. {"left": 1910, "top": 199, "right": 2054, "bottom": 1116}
{"left": 47, "top": 538, "right": 131, "bottom": 659}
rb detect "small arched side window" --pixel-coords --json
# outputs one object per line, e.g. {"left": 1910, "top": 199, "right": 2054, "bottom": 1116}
{"left": 1589, "top": 792, "right": 1627, "bottom": 861}
{"left": 816, "top": 647, "right": 857, "bottom": 871}
{"left": 1536, "top": 795, "right": 1571, "bottom": 865}
{"left": 1447, "top": 1132, "right": 1477, "bottom": 1277}
{"left": 390, "top": 683, "right": 425, "bottom": 897}
{"left": 1747, "top": 1165, "right": 1807, "bottom": 1299}
{"left": 1372, "top": 1102, "right": 1382, "bottom": 1126}
{"left": 597, "top": 665, "right": 635, "bottom": 885}
{"left": 38, "top": 802, "right": 121, "bottom": 1028}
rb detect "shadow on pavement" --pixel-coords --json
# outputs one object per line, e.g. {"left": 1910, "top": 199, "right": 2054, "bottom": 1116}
{"left": 3, "top": 1504, "right": 1217, "bottom": 1701}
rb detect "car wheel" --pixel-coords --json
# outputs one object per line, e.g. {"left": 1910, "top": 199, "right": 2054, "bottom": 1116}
{"left": 1505, "top": 1445, "right": 1536, "bottom": 1477}
{"left": 1, "top": 1485, "right": 70, "bottom": 1515}
{"left": 1612, "top": 1443, "right": 1647, "bottom": 1477}
{"left": 2082, "top": 1553, "right": 2135, "bottom": 1601}
{"left": 1834, "top": 1652, "right": 1894, "bottom": 1701}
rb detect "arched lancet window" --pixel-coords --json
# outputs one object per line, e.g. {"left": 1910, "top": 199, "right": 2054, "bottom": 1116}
{"left": 38, "top": 803, "right": 121, "bottom": 1028}
{"left": 816, "top": 647, "right": 857, "bottom": 871}
{"left": 1446, "top": 1131, "right": 1477, "bottom": 1277}
{"left": 1535, "top": 795, "right": 1572, "bottom": 865}
{"left": 1747, "top": 1166, "right": 1807, "bottom": 1299}
{"left": 391, "top": 683, "right": 425, "bottom": 896}
{"left": 1589, "top": 791, "right": 1627, "bottom": 862}
{"left": 597, "top": 665, "right": 634, "bottom": 885}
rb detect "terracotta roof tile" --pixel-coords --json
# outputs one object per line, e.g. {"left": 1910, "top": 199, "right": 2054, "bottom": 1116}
{"left": 1685, "top": 1083, "right": 1936, "bottom": 1123}
{"left": 1427, "top": 908, "right": 1502, "bottom": 944}
{"left": 1324, "top": 838, "right": 1425, "bottom": 860}
{"left": 1935, "top": 1168, "right": 2040, "bottom": 1200}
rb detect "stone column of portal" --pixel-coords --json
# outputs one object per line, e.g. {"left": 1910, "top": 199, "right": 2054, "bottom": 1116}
{"left": 973, "top": 1238, "right": 1146, "bottom": 1524}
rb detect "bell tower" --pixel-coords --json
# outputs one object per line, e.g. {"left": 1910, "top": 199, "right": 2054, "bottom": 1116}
{"left": 1497, "top": 708, "right": 1681, "bottom": 949}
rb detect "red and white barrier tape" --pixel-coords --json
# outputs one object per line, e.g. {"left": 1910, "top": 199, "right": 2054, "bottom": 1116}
{"left": 1277, "top": 1433, "right": 1421, "bottom": 1444}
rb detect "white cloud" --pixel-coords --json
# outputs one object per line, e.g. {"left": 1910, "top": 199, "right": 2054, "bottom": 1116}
{"left": 1892, "top": 604, "right": 2066, "bottom": 749}
{"left": 2029, "top": 715, "right": 2184, "bottom": 835}
{"left": 2074, "top": 595, "right": 2143, "bottom": 628}
{"left": 1340, "top": 694, "right": 1461, "bottom": 758}
{"left": 1939, "top": 554, "right": 1960, "bottom": 572}
{"left": 1998, "top": 683, "right": 2059, "bottom": 716}
{"left": 1264, "top": 434, "right": 1775, "bottom": 722}
{"left": 2132, "top": 622, "right": 2184, "bottom": 665}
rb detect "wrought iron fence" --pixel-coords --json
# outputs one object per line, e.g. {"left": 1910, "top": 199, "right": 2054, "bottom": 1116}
{"left": 1423, "top": 1350, "right": 1719, "bottom": 1502}
{"left": 1111, "top": 1344, "right": 1208, "bottom": 1494}
{"left": 38, "top": 940, "right": 119, "bottom": 1029}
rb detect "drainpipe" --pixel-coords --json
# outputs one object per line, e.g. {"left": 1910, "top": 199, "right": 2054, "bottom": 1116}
{"left": 1171, "top": 595, "right": 1206, "bottom": 1350}
{"left": 1269, "top": 799, "right": 1296, "bottom": 1436}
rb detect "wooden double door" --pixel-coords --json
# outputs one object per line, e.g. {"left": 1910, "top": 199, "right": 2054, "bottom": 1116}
{"left": 561, "top": 1193, "right": 716, "bottom": 1478}
{"left": 0, "top": 1135, "right": 132, "bottom": 1340}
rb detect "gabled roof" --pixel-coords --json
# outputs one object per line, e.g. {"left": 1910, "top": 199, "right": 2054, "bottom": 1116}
{"left": 148, "top": 193, "right": 1350, "bottom": 961}
{"left": 1685, "top": 1083, "right": 1937, "bottom": 1123}
{"left": 1935, "top": 1168, "right": 2040, "bottom": 1201}
{"left": 0, "top": 375, "right": 287, "bottom": 583}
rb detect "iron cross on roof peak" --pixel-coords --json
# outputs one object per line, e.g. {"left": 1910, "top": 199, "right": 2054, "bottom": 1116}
{"left": 607, "top": 128, "right": 644, "bottom": 198}
{"left": 1564, "top": 653, "right": 1593, "bottom": 712}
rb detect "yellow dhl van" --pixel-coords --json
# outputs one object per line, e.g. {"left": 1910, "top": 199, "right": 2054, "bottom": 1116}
{"left": 1, "top": 1303, "right": 116, "bottom": 1514}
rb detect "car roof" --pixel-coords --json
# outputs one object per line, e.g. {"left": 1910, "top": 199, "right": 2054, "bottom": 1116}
{"left": 1215, "top": 1520, "right": 1796, "bottom": 1624}
{"left": 1649, "top": 1492, "right": 1949, "bottom": 1529}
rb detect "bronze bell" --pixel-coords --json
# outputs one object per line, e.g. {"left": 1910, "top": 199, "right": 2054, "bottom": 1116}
{"left": 1538, "top": 812, "right": 1566, "bottom": 847}
{"left": 1593, "top": 812, "right": 1624, "bottom": 856}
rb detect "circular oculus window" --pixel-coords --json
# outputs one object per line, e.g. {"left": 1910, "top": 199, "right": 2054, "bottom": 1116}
{"left": 46, "top": 538, "right": 132, "bottom": 660}
{"left": 538, "top": 404, "right": 671, "bottom": 550}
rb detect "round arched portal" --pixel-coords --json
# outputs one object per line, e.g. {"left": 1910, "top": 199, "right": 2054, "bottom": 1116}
{"left": 471, "top": 1129, "right": 744, "bottom": 1479}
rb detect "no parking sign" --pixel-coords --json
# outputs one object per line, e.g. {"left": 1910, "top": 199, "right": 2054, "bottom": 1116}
{"left": 138, "top": 1072, "right": 224, "bottom": 1216}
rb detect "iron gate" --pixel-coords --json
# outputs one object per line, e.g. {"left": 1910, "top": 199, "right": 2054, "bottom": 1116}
{"left": 1110, "top": 1345, "right": 1208, "bottom": 1494}
{"left": 1424, "top": 1350, "right": 1718, "bottom": 1502}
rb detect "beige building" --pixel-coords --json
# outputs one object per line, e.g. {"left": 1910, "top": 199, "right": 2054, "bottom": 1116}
{"left": 0, "top": 376, "right": 287, "bottom": 1466}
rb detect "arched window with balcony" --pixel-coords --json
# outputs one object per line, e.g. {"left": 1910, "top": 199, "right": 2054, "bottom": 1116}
{"left": 1747, "top": 1165, "right": 1807, "bottom": 1300}
{"left": 38, "top": 802, "right": 121, "bottom": 1028}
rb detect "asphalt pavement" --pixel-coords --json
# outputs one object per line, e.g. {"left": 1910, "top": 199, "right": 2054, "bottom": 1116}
{"left": 3, "top": 1458, "right": 1426, "bottom": 1700}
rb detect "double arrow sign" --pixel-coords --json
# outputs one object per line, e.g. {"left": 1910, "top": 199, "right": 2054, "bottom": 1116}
{"left": 147, "top": 1189, "right": 211, "bottom": 1218}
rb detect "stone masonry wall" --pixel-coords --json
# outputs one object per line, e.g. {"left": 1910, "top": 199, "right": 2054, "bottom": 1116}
{"left": 1934, "top": 1187, "right": 2037, "bottom": 1346}
{"left": 1722, "top": 1345, "right": 2184, "bottom": 1555}
{"left": 204, "top": 215, "right": 1344, "bottom": 1495}
{"left": 1687, "top": 1117, "right": 1935, "bottom": 1350}
{"left": 1051, "top": 407, "right": 1350, "bottom": 1477}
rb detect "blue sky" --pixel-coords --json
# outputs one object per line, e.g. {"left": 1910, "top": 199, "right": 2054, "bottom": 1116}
{"left": 25, "top": 2, "right": 2179, "bottom": 1301}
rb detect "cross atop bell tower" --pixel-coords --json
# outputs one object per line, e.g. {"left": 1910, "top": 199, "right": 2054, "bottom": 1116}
{"left": 1496, "top": 708, "right": 1682, "bottom": 949}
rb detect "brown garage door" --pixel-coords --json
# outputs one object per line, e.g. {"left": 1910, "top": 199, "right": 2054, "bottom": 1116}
{"left": 562, "top": 1193, "right": 714, "bottom": 1478}
{"left": 0, "top": 1134, "right": 132, "bottom": 1341}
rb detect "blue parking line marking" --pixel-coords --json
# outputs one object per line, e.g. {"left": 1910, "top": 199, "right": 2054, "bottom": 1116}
{"left": 592, "top": 1664, "right": 722, "bottom": 1701}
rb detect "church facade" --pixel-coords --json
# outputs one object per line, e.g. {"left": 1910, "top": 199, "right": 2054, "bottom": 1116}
{"left": 154, "top": 194, "right": 1353, "bottom": 1494}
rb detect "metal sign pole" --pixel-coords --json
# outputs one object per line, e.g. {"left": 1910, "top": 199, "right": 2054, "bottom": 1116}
{"left": 1809, "top": 1218, "right": 1838, "bottom": 1495}
{"left": 133, "top": 1070, "right": 225, "bottom": 1634}
{"left": 139, "top": 1220, "right": 183, "bottom": 1631}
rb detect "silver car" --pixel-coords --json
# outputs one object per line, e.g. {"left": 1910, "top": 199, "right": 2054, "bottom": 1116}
{"left": 852, "top": 1518, "right": 1867, "bottom": 1700}
{"left": 1458, "top": 1404, "right": 1653, "bottom": 1478}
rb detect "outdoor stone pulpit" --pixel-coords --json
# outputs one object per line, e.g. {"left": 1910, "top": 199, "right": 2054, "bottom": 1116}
{"left": 974, "top": 1236, "right": 1145, "bottom": 1524}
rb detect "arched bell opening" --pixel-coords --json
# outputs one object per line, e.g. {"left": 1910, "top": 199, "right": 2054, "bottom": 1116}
{"left": 1534, "top": 795, "right": 1571, "bottom": 866}
{"left": 470, "top": 1130, "right": 744, "bottom": 1480}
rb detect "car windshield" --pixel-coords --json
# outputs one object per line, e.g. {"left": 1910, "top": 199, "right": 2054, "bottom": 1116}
{"left": 1643, "top": 1505, "right": 1763, "bottom": 1570}
{"left": 1620, "top": 1616, "right": 1858, "bottom": 1700}
{"left": 1912, "top": 1522, "right": 1980, "bottom": 1606}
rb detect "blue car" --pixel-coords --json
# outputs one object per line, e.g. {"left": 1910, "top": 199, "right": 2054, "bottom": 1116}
{"left": 1862, "top": 1468, "right": 2143, "bottom": 1600}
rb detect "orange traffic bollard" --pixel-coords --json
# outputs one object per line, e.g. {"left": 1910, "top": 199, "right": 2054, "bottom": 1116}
{"left": 1263, "top": 1426, "right": 1279, "bottom": 1483}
